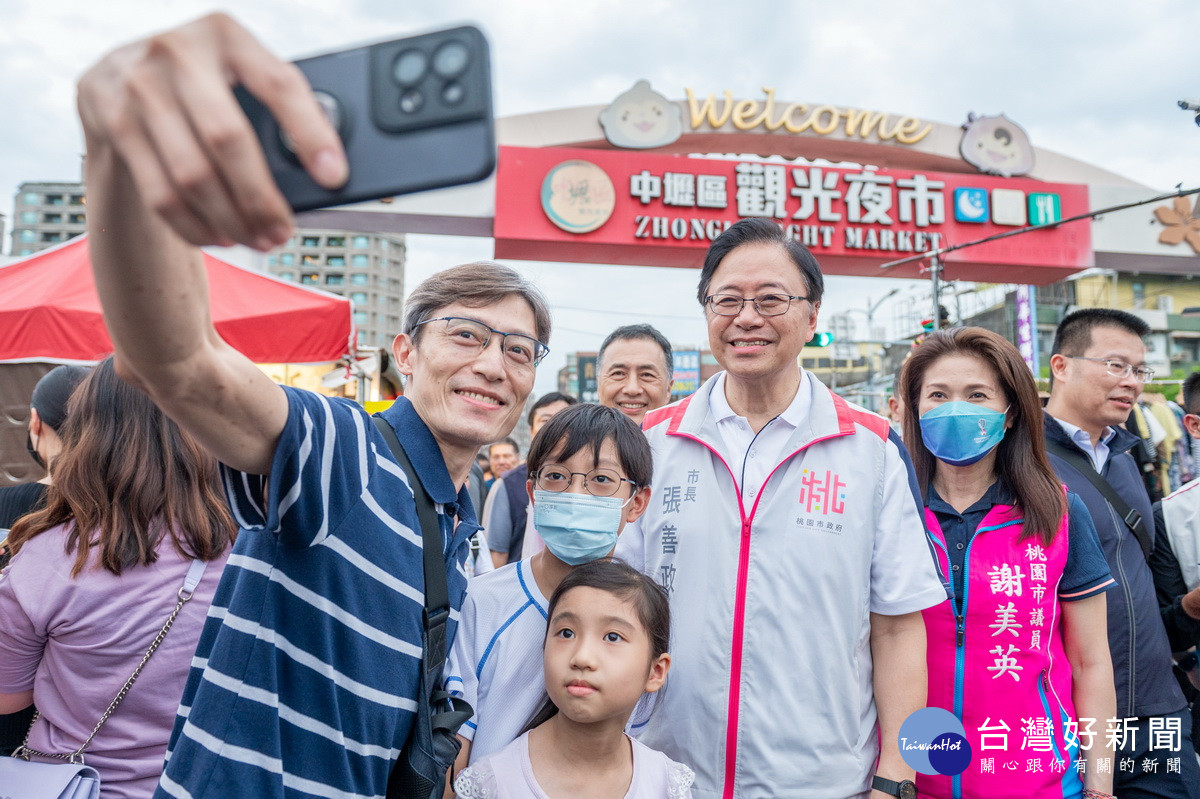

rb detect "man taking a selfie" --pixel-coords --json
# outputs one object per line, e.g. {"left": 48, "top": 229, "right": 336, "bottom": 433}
{"left": 77, "top": 14, "right": 549, "bottom": 799}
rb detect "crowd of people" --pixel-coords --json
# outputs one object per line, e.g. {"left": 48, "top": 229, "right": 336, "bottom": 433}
{"left": 2, "top": 12, "right": 1200, "bottom": 799}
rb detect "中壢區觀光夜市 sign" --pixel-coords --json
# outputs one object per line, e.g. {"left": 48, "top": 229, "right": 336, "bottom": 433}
{"left": 493, "top": 146, "right": 1093, "bottom": 285}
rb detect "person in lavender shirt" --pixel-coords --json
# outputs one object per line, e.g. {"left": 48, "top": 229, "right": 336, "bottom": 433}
{"left": 0, "top": 357, "right": 234, "bottom": 799}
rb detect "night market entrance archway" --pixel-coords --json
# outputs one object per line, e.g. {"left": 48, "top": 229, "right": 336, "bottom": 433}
{"left": 299, "top": 82, "right": 1200, "bottom": 287}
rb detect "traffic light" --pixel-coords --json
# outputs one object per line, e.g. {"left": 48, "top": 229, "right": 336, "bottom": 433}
{"left": 810, "top": 332, "right": 835, "bottom": 347}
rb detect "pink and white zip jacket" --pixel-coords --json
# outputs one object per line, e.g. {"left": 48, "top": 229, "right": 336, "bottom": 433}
{"left": 921, "top": 504, "right": 1083, "bottom": 799}
{"left": 617, "top": 372, "right": 947, "bottom": 799}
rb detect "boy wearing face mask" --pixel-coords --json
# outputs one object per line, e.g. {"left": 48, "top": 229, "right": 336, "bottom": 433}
{"left": 443, "top": 403, "right": 653, "bottom": 789}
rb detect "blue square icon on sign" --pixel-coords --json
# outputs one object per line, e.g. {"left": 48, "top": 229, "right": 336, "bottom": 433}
{"left": 954, "top": 188, "right": 989, "bottom": 223}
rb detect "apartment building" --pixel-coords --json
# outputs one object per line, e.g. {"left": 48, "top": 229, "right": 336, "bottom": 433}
{"left": 10, "top": 181, "right": 87, "bottom": 256}
{"left": 263, "top": 230, "right": 407, "bottom": 349}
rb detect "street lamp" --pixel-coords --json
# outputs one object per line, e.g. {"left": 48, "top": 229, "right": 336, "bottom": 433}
{"left": 841, "top": 288, "right": 901, "bottom": 405}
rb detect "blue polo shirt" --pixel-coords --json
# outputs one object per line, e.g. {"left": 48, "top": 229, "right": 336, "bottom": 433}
{"left": 927, "top": 481, "right": 1113, "bottom": 607}
{"left": 157, "top": 389, "right": 475, "bottom": 799}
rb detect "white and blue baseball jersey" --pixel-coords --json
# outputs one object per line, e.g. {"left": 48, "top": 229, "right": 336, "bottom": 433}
{"left": 444, "top": 558, "right": 549, "bottom": 762}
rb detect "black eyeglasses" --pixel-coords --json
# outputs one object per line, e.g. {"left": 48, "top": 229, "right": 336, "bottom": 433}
{"left": 414, "top": 316, "right": 549, "bottom": 367}
{"left": 704, "top": 293, "right": 810, "bottom": 317}
{"left": 533, "top": 465, "right": 639, "bottom": 503}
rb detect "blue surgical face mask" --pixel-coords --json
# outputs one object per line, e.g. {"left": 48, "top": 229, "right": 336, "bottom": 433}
{"left": 533, "top": 490, "right": 624, "bottom": 566}
{"left": 919, "top": 401, "right": 1009, "bottom": 467}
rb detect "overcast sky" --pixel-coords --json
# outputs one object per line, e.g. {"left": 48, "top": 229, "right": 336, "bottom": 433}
{"left": 3, "top": 0, "right": 1198, "bottom": 395}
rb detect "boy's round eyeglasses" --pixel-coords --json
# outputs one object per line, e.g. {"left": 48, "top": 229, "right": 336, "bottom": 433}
{"left": 704, "top": 293, "right": 809, "bottom": 317}
{"left": 414, "top": 316, "right": 549, "bottom": 366}
{"left": 1064, "top": 356, "right": 1155, "bottom": 383}
{"left": 533, "top": 466, "right": 639, "bottom": 502}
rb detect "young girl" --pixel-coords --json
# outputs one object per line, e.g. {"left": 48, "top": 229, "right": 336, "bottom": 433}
{"left": 454, "top": 560, "right": 694, "bottom": 798}
{"left": 444, "top": 404, "right": 653, "bottom": 780}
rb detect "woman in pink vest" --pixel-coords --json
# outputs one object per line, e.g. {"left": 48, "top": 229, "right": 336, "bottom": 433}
{"left": 898, "top": 328, "right": 1116, "bottom": 799}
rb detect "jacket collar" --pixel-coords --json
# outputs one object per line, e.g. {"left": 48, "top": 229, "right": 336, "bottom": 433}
{"left": 377, "top": 396, "right": 473, "bottom": 519}
{"left": 665, "top": 370, "right": 864, "bottom": 452}
{"left": 1042, "top": 410, "right": 1138, "bottom": 459}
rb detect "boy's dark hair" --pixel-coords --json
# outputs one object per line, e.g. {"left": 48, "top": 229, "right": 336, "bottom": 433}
{"left": 696, "top": 217, "right": 824, "bottom": 307}
{"left": 1183, "top": 371, "right": 1200, "bottom": 416}
{"left": 528, "top": 391, "right": 578, "bottom": 427}
{"left": 488, "top": 437, "right": 519, "bottom": 458}
{"left": 1051, "top": 308, "right": 1150, "bottom": 357}
{"left": 598, "top": 324, "right": 674, "bottom": 376}
{"left": 522, "top": 559, "right": 670, "bottom": 733}
{"left": 526, "top": 403, "right": 652, "bottom": 489}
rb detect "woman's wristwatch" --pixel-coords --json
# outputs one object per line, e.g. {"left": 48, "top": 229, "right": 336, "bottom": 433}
{"left": 872, "top": 776, "right": 917, "bottom": 799}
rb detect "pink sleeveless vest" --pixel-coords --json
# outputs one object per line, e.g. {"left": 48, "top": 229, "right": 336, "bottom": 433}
{"left": 919, "top": 503, "right": 1083, "bottom": 799}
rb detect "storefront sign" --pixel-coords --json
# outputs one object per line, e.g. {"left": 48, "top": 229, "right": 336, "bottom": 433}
{"left": 1015, "top": 285, "right": 1038, "bottom": 374}
{"left": 671, "top": 350, "right": 701, "bottom": 395}
{"left": 577, "top": 354, "right": 598, "bottom": 402}
{"left": 494, "top": 146, "right": 1093, "bottom": 284}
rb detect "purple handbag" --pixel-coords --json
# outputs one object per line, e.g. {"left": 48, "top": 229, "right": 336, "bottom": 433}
{"left": 0, "top": 758, "right": 100, "bottom": 799}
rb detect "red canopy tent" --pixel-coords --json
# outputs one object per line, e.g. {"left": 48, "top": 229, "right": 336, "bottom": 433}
{"left": 0, "top": 236, "right": 354, "bottom": 363}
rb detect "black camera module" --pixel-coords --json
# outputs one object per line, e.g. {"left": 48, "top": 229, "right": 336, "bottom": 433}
{"left": 370, "top": 26, "right": 491, "bottom": 134}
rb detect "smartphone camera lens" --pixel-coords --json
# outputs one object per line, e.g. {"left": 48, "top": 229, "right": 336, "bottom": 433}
{"left": 399, "top": 88, "right": 424, "bottom": 114}
{"left": 432, "top": 40, "right": 470, "bottom": 78}
{"left": 441, "top": 81, "right": 465, "bottom": 105}
{"left": 392, "top": 49, "right": 428, "bottom": 86}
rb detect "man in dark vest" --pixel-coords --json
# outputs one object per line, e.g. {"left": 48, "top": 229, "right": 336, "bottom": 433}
{"left": 1043, "top": 308, "right": 1199, "bottom": 798}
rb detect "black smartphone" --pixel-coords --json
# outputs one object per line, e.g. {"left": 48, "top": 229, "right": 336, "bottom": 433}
{"left": 236, "top": 25, "right": 495, "bottom": 212}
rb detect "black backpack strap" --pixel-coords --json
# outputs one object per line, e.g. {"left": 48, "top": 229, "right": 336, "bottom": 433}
{"left": 373, "top": 413, "right": 472, "bottom": 798}
{"left": 372, "top": 415, "right": 449, "bottom": 658}
{"left": 1045, "top": 439, "right": 1152, "bottom": 559}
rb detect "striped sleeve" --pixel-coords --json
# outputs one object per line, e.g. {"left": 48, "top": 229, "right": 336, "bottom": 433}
{"left": 1059, "top": 492, "right": 1117, "bottom": 601}
{"left": 221, "top": 386, "right": 374, "bottom": 548}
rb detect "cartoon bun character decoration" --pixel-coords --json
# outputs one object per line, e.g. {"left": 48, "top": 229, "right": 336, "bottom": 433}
{"left": 599, "top": 80, "right": 684, "bottom": 149}
{"left": 959, "top": 113, "right": 1035, "bottom": 178}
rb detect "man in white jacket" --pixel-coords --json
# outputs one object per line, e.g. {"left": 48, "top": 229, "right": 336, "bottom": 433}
{"left": 617, "top": 218, "right": 946, "bottom": 799}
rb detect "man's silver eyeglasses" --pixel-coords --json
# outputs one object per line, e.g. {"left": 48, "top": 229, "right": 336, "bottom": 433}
{"left": 533, "top": 465, "right": 639, "bottom": 503}
{"left": 1065, "top": 356, "right": 1155, "bottom": 383}
{"left": 415, "top": 316, "right": 549, "bottom": 367}
{"left": 704, "top": 293, "right": 810, "bottom": 317}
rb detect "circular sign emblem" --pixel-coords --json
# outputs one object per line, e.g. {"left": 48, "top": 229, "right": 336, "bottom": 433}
{"left": 898, "top": 707, "right": 972, "bottom": 776}
{"left": 540, "top": 160, "right": 615, "bottom": 234}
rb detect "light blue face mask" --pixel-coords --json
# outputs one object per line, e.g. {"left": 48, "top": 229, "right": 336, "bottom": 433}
{"left": 919, "top": 401, "right": 1009, "bottom": 467}
{"left": 533, "top": 490, "right": 625, "bottom": 565}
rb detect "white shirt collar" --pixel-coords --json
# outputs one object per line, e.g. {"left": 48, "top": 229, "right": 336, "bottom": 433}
{"left": 709, "top": 370, "right": 811, "bottom": 430}
{"left": 1053, "top": 417, "right": 1116, "bottom": 471}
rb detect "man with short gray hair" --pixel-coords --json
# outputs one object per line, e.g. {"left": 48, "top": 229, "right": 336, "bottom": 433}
{"left": 597, "top": 323, "right": 674, "bottom": 426}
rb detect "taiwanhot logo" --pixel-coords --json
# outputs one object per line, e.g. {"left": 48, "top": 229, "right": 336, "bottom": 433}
{"left": 898, "top": 707, "right": 972, "bottom": 776}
